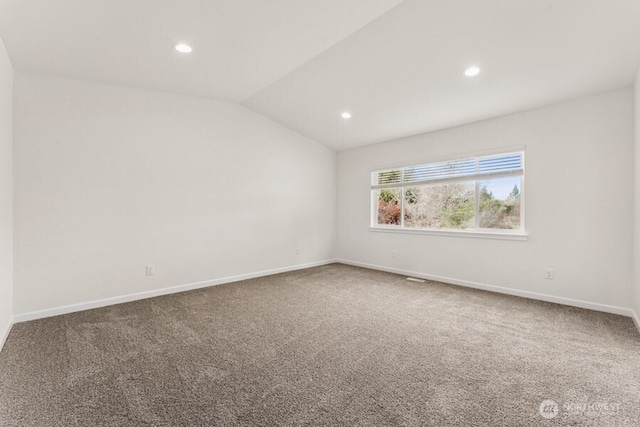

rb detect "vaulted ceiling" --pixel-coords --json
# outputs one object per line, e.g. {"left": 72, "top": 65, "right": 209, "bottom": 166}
{"left": 1, "top": 0, "right": 640, "bottom": 150}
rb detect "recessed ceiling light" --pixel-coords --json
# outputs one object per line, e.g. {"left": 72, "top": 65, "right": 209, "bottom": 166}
{"left": 174, "top": 43, "right": 193, "bottom": 53}
{"left": 465, "top": 66, "right": 480, "bottom": 77}
{"left": 341, "top": 111, "right": 352, "bottom": 119}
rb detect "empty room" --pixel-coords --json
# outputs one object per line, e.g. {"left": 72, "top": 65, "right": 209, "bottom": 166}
{"left": 1, "top": 0, "right": 640, "bottom": 425}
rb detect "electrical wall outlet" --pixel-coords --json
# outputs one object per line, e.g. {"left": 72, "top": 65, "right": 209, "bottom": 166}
{"left": 392, "top": 250, "right": 397, "bottom": 258}
{"left": 296, "top": 248, "right": 300, "bottom": 255}
{"left": 545, "top": 268, "right": 554, "bottom": 280}
{"left": 146, "top": 265, "right": 155, "bottom": 276}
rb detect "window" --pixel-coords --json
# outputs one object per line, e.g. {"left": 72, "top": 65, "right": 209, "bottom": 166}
{"left": 371, "top": 151, "right": 524, "bottom": 234}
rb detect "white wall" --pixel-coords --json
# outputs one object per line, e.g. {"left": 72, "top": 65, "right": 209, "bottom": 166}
{"left": 337, "top": 88, "right": 634, "bottom": 312}
{"left": 634, "top": 69, "right": 640, "bottom": 324}
{"left": 13, "top": 73, "right": 336, "bottom": 316}
{"left": 0, "top": 36, "right": 13, "bottom": 348}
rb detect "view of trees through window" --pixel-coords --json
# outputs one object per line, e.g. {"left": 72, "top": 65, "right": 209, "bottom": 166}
{"left": 376, "top": 179, "right": 521, "bottom": 230}
{"left": 373, "top": 152, "right": 523, "bottom": 232}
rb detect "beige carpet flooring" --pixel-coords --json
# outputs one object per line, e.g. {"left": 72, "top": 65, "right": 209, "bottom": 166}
{"left": 1, "top": 263, "right": 639, "bottom": 426}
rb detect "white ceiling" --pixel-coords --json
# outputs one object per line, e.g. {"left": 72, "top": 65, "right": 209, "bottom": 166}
{"left": 2, "top": 0, "right": 640, "bottom": 151}
{"left": 245, "top": 0, "right": 640, "bottom": 150}
{"left": 0, "top": 0, "right": 403, "bottom": 102}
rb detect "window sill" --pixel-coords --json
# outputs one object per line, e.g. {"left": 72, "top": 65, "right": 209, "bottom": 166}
{"left": 369, "top": 226, "right": 528, "bottom": 241}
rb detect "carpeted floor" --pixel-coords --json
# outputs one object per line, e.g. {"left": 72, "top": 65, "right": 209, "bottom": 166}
{"left": 1, "top": 264, "right": 639, "bottom": 426}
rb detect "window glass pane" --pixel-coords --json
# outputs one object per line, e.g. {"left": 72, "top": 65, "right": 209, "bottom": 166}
{"left": 404, "top": 182, "right": 475, "bottom": 229}
{"left": 376, "top": 188, "right": 402, "bottom": 225}
{"left": 478, "top": 177, "right": 521, "bottom": 229}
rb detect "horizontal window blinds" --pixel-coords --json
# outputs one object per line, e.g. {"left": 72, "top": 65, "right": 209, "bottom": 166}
{"left": 371, "top": 152, "right": 523, "bottom": 189}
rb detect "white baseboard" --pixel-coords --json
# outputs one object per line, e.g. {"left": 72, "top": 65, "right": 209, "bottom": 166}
{"left": 13, "top": 259, "right": 337, "bottom": 324}
{"left": 336, "top": 259, "right": 636, "bottom": 318}
{"left": 0, "top": 318, "right": 13, "bottom": 353}
{"left": 632, "top": 310, "right": 640, "bottom": 335}
{"left": 10, "top": 258, "right": 640, "bottom": 339}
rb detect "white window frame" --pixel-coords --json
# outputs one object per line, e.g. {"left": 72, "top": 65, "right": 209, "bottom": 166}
{"left": 370, "top": 150, "right": 527, "bottom": 240}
